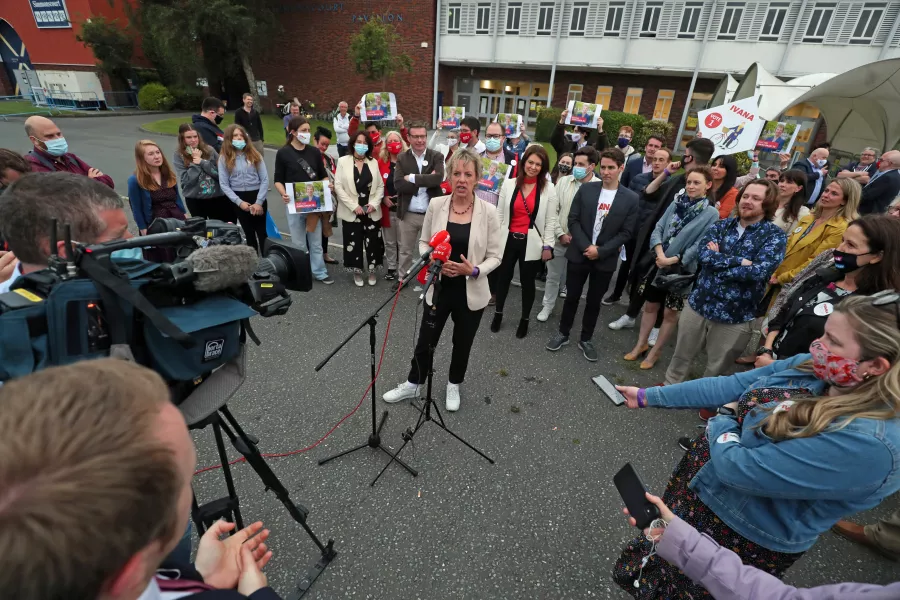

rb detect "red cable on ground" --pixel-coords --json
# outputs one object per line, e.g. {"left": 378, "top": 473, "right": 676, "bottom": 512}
{"left": 193, "top": 284, "right": 405, "bottom": 476}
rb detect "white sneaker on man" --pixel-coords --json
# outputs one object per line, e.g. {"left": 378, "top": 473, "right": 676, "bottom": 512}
{"left": 537, "top": 306, "right": 552, "bottom": 322}
{"left": 383, "top": 381, "right": 419, "bottom": 403}
{"left": 648, "top": 327, "right": 660, "bottom": 347}
{"left": 446, "top": 383, "right": 461, "bottom": 412}
{"left": 608, "top": 314, "right": 636, "bottom": 330}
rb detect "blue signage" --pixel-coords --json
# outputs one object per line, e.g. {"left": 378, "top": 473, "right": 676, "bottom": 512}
{"left": 29, "top": 0, "right": 71, "bottom": 28}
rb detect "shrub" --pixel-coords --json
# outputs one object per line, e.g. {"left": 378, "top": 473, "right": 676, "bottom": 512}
{"left": 638, "top": 119, "right": 675, "bottom": 150}
{"left": 601, "top": 111, "right": 646, "bottom": 146}
{"left": 534, "top": 106, "right": 563, "bottom": 142}
{"left": 168, "top": 85, "right": 203, "bottom": 111}
{"left": 137, "top": 82, "right": 175, "bottom": 111}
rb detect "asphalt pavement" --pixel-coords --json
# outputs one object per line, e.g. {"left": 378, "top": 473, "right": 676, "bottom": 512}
{"left": 1, "top": 114, "right": 899, "bottom": 599}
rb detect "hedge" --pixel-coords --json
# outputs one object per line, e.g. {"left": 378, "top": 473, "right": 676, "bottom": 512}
{"left": 534, "top": 106, "right": 562, "bottom": 142}
{"left": 137, "top": 82, "right": 175, "bottom": 111}
{"left": 535, "top": 106, "right": 676, "bottom": 150}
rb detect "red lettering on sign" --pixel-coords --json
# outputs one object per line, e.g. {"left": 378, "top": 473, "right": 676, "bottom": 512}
{"left": 704, "top": 113, "right": 723, "bottom": 129}
{"left": 729, "top": 104, "right": 755, "bottom": 121}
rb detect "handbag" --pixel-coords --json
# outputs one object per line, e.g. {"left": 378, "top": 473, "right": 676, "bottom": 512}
{"left": 654, "top": 263, "right": 696, "bottom": 292}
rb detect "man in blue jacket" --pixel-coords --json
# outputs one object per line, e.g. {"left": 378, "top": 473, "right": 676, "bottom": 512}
{"left": 192, "top": 97, "right": 227, "bottom": 152}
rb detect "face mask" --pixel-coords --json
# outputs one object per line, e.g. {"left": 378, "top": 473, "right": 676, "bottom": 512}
{"left": 214, "top": 114, "right": 224, "bottom": 125}
{"left": 369, "top": 131, "right": 381, "bottom": 146}
{"left": 43, "top": 137, "right": 68, "bottom": 157}
{"left": 447, "top": 137, "right": 458, "bottom": 147}
{"left": 816, "top": 159, "right": 827, "bottom": 168}
{"left": 558, "top": 164, "right": 572, "bottom": 175}
{"left": 387, "top": 142, "right": 402, "bottom": 155}
{"left": 232, "top": 140, "right": 246, "bottom": 150}
{"left": 569, "top": 133, "right": 582, "bottom": 143}
{"left": 354, "top": 143, "right": 369, "bottom": 156}
{"left": 296, "top": 132, "right": 311, "bottom": 145}
{"left": 572, "top": 166, "right": 588, "bottom": 180}
{"left": 810, "top": 339, "right": 864, "bottom": 389}
{"left": 832, "top": 249, "right": 872, "bottom": 273}
{"left": 459, "top": 131, "right": 473, "bottom": 144}
{"left": 617, "top": 137, "right": 631, "bottom": 149}
{"left": 111, "top": 247, "right": 143, "bottom": 261}
{"left": 485, "top": 138, "right": 503, "bottom": 153}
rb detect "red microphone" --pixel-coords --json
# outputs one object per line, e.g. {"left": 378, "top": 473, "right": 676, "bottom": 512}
{"left": 428, "top": 229, "right": 450, "bottom": 248}
{"left": 419, "top": 241, "right": 452, "bottom": 305}
{"left": 417, "top": 241, "right": 451, "bottom": 285}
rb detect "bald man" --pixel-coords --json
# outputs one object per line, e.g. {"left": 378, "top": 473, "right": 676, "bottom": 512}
{"left": 792, "top": 146, "right": 829, "bottom": 205}
{"left": 859, "top": 150, "right": 900, "bottom": 215}
{"left": 23, "top": 116, "right": 114, "bottom": 189}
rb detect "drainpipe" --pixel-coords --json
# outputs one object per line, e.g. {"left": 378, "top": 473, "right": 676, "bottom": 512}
{"left": 433, "top": 0, "right": 442, "bottom": 128}
{"left": 547, "top": 0, "right": 562, "bottom": 105}
{"left": 674, "top": 0, "right": 717, "bottom": 151}
{"left": 778, "top": 0, "right": 809, "bottom": 75}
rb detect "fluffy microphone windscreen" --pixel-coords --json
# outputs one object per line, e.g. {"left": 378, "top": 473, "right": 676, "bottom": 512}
{"left": 185, "top": 244, "right": 260, "bottom": 292}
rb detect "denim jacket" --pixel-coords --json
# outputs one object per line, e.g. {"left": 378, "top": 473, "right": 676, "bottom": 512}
{"left": 645, "top": 354, "right": 900, "bottom": 554}
{"left": 689, "top": 217, "right": 786, "bottom": 324}
{"left": 218, "top": 154, "right": 269, "bottom": 206}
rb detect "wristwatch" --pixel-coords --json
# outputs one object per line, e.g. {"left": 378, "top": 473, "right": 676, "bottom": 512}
{"left": 717, "top": 406, "right": 737, "bottom": 417}
{"left": 756, "top": 346, "right": 775, "bottom": 357}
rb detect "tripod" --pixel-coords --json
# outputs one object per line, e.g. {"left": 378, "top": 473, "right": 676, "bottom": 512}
{"left": 371, "top": 344, "right": 494, "bottom": 487}
{"left": 315, "top": 269, "right": 419, "bottom": 477}
{"left": 190, "top": 405, "right": 336, "bottom": 600}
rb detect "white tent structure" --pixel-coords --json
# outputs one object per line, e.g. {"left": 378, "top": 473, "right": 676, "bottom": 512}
{"left": 710, "top": 74, "right": 739, "bottom": 107}
{"left": 731, "top": 63, "right": 836, "bottom": 120}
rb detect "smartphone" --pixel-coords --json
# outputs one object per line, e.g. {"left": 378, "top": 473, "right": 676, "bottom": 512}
{"left": 614, "top": 463, "right": 660, "bottom": 529}
{"left": 593, "top": 375, "right": 626, "bottom": 406}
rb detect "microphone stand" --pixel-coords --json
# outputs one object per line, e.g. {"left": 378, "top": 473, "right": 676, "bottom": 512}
{"left": 315, "top": 263, "right": 424, "bottom": 478}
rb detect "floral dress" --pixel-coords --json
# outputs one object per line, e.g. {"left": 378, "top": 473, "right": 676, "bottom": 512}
{"left": 613, "top": 387, "right": 809, "bottom": 598}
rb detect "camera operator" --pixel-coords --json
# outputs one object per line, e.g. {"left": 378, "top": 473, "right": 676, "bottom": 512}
{"left": 0, "top": 172, "right": 135, "bottom": 294}
{"left": 0, "top": 359, "right": 280, "bottom": 599}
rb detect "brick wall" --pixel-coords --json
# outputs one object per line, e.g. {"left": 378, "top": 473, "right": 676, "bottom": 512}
{"left": 439, "top": 65, "right": 718, "bottom": 145}
{"left": 254, "top": 0, "right": 437, "bottom": 122}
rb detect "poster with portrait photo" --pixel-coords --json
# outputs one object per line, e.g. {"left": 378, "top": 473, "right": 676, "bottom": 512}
{"left": 756, "top": 121, "right": 799, "bottom": 154}
{"left": 494, "top": 113, "right": 523, "bottom": 137}
{"left": 697, "top": 95, "right": 765, "bottom": 157}
{"left": 565, "top": 100, "right": 602, "bottom": 129}
{"left": 478, "top": 158, "right": 510, "bottom": 195}
{"left": 286, "top": 180, "right": 332, "bottom": 214}
{"left": 360, "top": 92, "right": 397, "bottom": 122}
{"left": 439, "top": 106, "right": 465, "bottom": 129}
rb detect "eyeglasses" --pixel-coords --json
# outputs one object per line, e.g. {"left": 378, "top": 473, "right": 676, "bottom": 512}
{"left": 485, "top": 134, "right": 503, "bottom": 140}
{"left": 871, "top": 290, "right": 900, "bottom": 328}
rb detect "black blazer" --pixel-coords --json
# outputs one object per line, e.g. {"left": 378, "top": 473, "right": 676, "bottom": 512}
{"left": 393, "top": 148, "right": 446, "bottom": 219}
{"left": 860, "top": 169, "right": 900, "bottom": 215}
{"left": 620, "top": 154, "right": 645, "bottom": 188}
{"left": 566, "top": 182, "right": 640, "bottom": 271}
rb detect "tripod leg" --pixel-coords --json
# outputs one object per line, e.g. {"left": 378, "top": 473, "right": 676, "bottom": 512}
{"left": 371, "top": 402, "right": 428, "bottom": 486}
{"left": 191, "top": 418, "right": 245, "bottom": 531}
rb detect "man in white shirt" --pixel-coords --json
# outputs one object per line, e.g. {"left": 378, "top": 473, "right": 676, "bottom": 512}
{"left": 333, "top": 101, "right": 351, "bottom": 157}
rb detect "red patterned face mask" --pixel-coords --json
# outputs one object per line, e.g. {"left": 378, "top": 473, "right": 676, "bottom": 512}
{"left": 810, "top": 339, "right": 864, "bottom": 388}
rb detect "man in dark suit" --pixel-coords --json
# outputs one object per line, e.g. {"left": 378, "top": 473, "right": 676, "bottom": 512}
{"left": 546, "top": 148, "right": 640, "bottom": 362}
{"left": 620, "top": 134, "right": 665, "bottom": 189}
{"left": 859, "top": 150, "right": 900, "bottom": 215}
{"left": 791, "top": 146, "right": 830, "bottom": 205}
{"left": 394, "top": 121, "right": 446, "bottom": 283}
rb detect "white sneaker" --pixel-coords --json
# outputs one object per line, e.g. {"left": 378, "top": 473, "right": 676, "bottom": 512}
{"left": 446, "top": 382, "right": 461, "bottom": 412}
{"left": 383, "top": 381, "right": 419, "bottom": 403}
{"left": 648, "top": 327, "right": 660, "bottom": 347}
{"left": 608, "top": 314, "right": 636, "bottom": 330}
{"left": 537, "top": 306, "right": 552, "bottom": 322}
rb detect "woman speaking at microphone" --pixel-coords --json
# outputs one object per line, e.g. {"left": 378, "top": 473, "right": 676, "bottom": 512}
{"left": 382, "top": 148, "right": 504, "bottom": 412}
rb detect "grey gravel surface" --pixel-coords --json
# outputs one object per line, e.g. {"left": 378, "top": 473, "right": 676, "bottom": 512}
{"left": 1, "top": 115, "right": 899, "bottom": 598}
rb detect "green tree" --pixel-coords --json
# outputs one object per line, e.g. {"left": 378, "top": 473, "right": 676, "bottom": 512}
{"left": 76, "top": 16, "right": 134, "bottom": 87}
{"left": 349, "top": 20, "right": 413, "bottom": 86}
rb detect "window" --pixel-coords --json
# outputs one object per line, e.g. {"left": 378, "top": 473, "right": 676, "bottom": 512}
{"left": 851, "top": 3, "right": 885, "bottom": 44}
{"left": 605, "top": 2, "right": 625, "bottom": 36}
{"left": 718, "top": 2, "right": 744, "bottom": 40}
{"left": 476, "top": 3, "right": 491, "bottom": 34}
{"left": 567, "top": 84, "right": 583, "bottom": 103}
{"left": 803, "top": 3, "right": 835, "bottom": 42}
{"left": 447, "top": 3, "right": 461, "bottom": 33}
{"left": 678, "top": 3, "right": 703, "bottom": 38}
{"left": 653, "top": 90, "right": 675, "bottom": 121}
{"left": 640, "top": 3, "right": 662, "bottom": 37}
{"left": 570, "top": 2, "right": 589, "bottom": 36}
{"left": 760, "top": 3, "right": 788, "bottom": 40}
{"left": 537, "top": 2, "right": 554, "bottom": 35}
{"left": 595, "top": 86, "right": 612, "bottom": 109}
{"left": 506, "top": 2, "right": 522, "bottom": 34}
{"left": 624, "top": 88, "right": 642, "bottom": 115}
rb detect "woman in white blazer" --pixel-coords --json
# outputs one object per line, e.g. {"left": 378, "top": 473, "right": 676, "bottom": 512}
{"left": 335, "top": 131, "right": 384, "bottom": 286}
{"left": 491, "top": 145, "right": 559, "bottom": 339}
{"left": 382, "top": 148, "right": 504, "bottom": 412}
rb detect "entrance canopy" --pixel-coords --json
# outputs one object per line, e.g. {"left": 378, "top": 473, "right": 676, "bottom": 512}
{"left": 731, "top": 63, "right": 836, "bottom": 120}
{"left": 710, "top": 74, "right": 739, "bottom": 107}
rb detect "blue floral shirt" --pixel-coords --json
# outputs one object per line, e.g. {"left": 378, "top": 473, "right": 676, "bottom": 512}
{"left": 689, "top": 217, "right": 787, "bottom": 324}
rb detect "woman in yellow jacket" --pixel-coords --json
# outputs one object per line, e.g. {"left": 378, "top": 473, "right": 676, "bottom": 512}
{"left": 769, "top": 178, "right": 861, "bottom": 294}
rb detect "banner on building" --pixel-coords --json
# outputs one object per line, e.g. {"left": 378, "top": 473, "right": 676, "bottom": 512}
{"left": 438, "top": 106, "right": 464, "bottom": 129}
{"left": 756, "top": 121, "right": 799, "bottom": 154}
{"left": 287, "top": 180, "right": 332, "bottom": 214}
{"left": 360, "top": 92, "right": 397, "bottom": 122}
{"left": 495, "top": 113, "right": 523, "bottom": 137}
{"left": 29, "top": 0, "right": 71, "bottom": 28}
{"left": 697, "top": 95, "right": 765, "bottom": 157}
{"left": 565, "top": 100, "right": 602, "bottom": 129}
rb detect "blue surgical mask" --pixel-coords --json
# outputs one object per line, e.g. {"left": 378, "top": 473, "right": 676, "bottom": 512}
{"left": 485, "top": 138, "right": 503, "bottom": 153}
{"left": 354, "top": 143, "right": 369, "bottom": 156}
{"left": 232, "top": 140, "right": 246, "bottom": 150}
{"left": 43, "top": 137, "right": 68, "bottom": 156}
{"left": 111, "top": 247, "right": 143, "bottom": 261}
{"left": 617, "top": 137, "right": 630, "bottom": 149}
{"left": 572, "top": 166, "right": 588, "bottom": 180}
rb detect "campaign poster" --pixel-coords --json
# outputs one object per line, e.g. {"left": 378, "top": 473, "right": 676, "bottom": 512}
{"left": 756, "top": 121, "right": 799, "bottom": 154}
{"left": 565, "top": 100, "right": 602, "bottom": 129}
{"left": 360, "top": 92, "right": 397, "bottom": 122}
{"left": 697, "top": 95, "right": 766, "bottom": 157}
{"left": 478, "top": 158, "right": 510, "bottom": 195}
{"left": 495, "top": 113, "right": 523, "bottom": 137}
{"left": 287, "top": 180, "right": 332, "bottom": 214}
{"left": 439, "top": 106, "right": 464, "bottom": 129}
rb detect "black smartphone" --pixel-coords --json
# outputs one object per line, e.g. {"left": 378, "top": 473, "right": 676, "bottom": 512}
{"left": 592, "top": 375, "right": 626, "bottom": 406}
{"left": 614, "top": 463, "right": 660, "bottom": 529}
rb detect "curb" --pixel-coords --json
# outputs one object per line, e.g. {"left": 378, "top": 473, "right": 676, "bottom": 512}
{"left": 0, "top": 110, "right": 175, "bottom": 121}
{"left": 139, "top": 124, "right": 286, "bottom": 151}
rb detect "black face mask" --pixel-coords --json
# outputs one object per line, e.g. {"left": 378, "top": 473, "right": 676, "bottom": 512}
{"left": 833, "top": 249, "right": 872, "bottom": 273}
{"left": 558, "top": 164, "right": 572, "bottom": 175}
{"left": 214, "top": 114, "right": 224, "bottom": 125}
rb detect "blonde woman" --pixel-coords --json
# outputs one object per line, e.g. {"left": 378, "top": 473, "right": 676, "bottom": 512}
{"left": 614, "top": 294, "right": 900, "bottom": 597}
{"left": 382, "top": 148, "right": 504, "bottom": 412}
{"left": 218, "top": 123, "right": 269, "bottom": 253}
{"left": 377, "top": 130, "right": 408, "bottom": 279}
